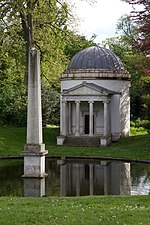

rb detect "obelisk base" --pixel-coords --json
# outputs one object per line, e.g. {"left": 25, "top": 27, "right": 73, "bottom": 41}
{"left": 22, "top": 144, "right": 48, "bottom": 178}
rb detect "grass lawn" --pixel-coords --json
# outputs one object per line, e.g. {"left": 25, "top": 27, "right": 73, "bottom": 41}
{"left": 0, "top": 128, "right": 149, "bottom": 225}
{"left": 0, "top": 196, "right": 149, "bottom": 225}
{"left": 0, "top": 126, "right": 150, "bottom": 160}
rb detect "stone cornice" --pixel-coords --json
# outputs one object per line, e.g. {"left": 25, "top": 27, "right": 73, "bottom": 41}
{"left": 62, "top": 95, "right": 110, "bottom": 102}
{"left": 61, "top": 69, "right": 131, "bottom": 80}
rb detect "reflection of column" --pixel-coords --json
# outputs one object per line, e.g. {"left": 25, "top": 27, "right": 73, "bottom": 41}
{"left": 89, "top": 101, "right": 94, "bottom": 136}
{"left": 68, "top": 102, "right": 72, "bottom": 134}
{"left": 104, "top": 165, "right": 108, "bottom": 195}
{"left": 110, "top": 162, "right": 131, "bottom": 195}
{"left": 103, "top": 100, "right": 109, "bottom": 136}
{"left": 120, "top": 163, "right": 131, "bottom": 195}
{"left": 62, "top": 100, "right": 67, "bottom": 136}
{"left": 24, "top": 178, "right": 45, "bottom": 197}
{"left": 75, "top": 101, "right": 80, "bottom": 136}
{"left": 76, "top": 164, "right": 80, "bottom": 196}
{"left": 89, "top": 164, "right": 94, "bottom": 195}
{"left": 60, "top": 163, "right": 68, "bottom": 196}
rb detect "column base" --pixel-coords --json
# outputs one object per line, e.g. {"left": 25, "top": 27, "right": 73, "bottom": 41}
{"left": 111, "top": 133, "right": 121, "bottom": 141}
{"left": 57, "top": 136, "right": 66, "bottom": 146}
{"left": 101, "top": 134, "right": 112, "bottom": 147}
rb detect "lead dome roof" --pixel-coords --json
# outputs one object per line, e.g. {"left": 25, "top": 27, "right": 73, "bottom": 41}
{"left": 67, "top": 46, "right": 124, "bottom": 70}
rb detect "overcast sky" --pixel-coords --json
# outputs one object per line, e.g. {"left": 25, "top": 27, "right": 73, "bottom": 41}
{"left": 70, "top": 0, "right": 133, "bottom": 44}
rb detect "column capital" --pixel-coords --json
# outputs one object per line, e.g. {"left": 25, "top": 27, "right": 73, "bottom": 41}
{"left": 103, "top": 99, "right": 110, "bottom": 104}
{"left": 88, "top": 100, "right": 94, "bottom": 104}
{"left": 62, "top": 100, "right": 67, "bottom": 104}
{"left": 75, "top": 100, "right": 80, "bottom": 104}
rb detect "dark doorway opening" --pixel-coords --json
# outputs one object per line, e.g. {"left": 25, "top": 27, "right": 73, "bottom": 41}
{"left": 84, "top": 115, "right": 94, "bottom": 134}
{"left": 85, "top": 115, "right": 89, "bottom": 134}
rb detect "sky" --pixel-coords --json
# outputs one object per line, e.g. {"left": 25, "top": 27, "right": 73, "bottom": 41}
{"left": 70, "top": 0, "right": 134, "bottom": 44}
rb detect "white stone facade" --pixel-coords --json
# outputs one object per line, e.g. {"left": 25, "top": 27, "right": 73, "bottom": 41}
{"left": 57, "top": 47, "right": 131, "bottom": 147}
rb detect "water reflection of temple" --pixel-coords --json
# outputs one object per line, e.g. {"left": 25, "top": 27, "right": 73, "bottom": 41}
{"left": 58, "top": 160, "right": 131, "bottom": 196}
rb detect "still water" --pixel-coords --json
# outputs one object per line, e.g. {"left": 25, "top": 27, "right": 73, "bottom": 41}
{"left": 0, "top": 158, "right": 149, "bottom": 197}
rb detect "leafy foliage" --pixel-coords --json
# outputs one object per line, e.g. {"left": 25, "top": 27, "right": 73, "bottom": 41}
{"left": 103, "top": 14, "right": 150, "bottom": 120}
{"left": 122, "top": 0, "right": 150, "bottom": 53}
{"left": 65, "top": 32, "right": 96, "bottom": 60}
{"left": 0, "top": 42, "right": 27, "bottom": 126}
{"left": 0, "top": 0, "right": 96, "bottom": 126}
{"left": 41, "top": 82, "right": 60, "bottom": 126}
{"left": 0, "top": 0, "right": 71, "bottom": 87}
{"left": 0, "top": 0, "right": 69, "bottom": 126}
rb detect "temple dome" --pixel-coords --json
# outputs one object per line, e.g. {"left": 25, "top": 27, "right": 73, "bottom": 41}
{"left": 67, "top": 46, "right": 124, "bottom": 70}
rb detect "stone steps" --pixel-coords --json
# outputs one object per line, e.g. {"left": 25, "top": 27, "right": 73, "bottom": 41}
{"left": 64, "top": 136, "right": 100, "bottom": 147}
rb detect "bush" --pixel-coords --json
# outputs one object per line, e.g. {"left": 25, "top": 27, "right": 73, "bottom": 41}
{"left": 131, "top": 119, "right": 150, "bottom": 134}
{"left": 0, "top": 86, "right": 27, "bottom": 127}
{"left": 41, "top": 83, "right": 60, "bottom": 126}
{"left": 140, "top": 120, "right": 150, "bottom": 134}
{"left": 130, "top": 121, "right": 135, "bottom": 127}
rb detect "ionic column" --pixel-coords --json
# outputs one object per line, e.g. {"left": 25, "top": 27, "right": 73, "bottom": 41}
{"left": 103, "top": 100, "right": 109, "bottom": 136}
{"left": 62, "top": 100, "right": 67, "bottom": 136}
{"left": 68, "top": 102, "right": 72, "bottom": 134}
{"left": 75, "top": 100, "right": 80, "bottom": 136}
{"left": 89, "top": 100, "right": 94, "bottom": 136}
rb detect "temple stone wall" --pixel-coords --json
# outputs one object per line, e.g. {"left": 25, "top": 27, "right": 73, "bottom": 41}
{"left": 120, "top": 84, "right": 130, "bottom": 137}
{"left": 110, "top": 94, "right": 121, "bottom": 140}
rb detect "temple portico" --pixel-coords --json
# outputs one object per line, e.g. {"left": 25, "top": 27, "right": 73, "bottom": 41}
{"left": 60, "top": 94, "right": 111, "bottom": 139}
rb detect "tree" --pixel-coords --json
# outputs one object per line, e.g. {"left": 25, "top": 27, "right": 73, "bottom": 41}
{"left": 116, "top": 13, "right": 150, "bottom": 119}
{"left": 116, "top": 14, "right": 141, "bottom": 53}
{"left": 121, "top": 0, "right": 150, "bottom": 53}
{"left": 0, "top": 0, "right": 71, "bottom": 85}
{"left": 102, "top": 14, "right": 150, "bottom": 119}
{"left": 0, "top": 0, "right": 97, "bottom": 126}
{"left": 65, "top": 32, "right": 96, "bottom": 60}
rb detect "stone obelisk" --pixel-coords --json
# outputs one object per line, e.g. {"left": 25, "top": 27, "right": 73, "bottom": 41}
{"left": 22, "top": 48, "right": 48, "bottom": 178}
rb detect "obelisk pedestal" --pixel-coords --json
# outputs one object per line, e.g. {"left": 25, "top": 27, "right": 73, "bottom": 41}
{"left": 22, "top": 48, "right": 48, "bottom": 179}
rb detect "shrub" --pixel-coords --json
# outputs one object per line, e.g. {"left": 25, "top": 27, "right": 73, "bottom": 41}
{"left": 130, "top": 121, "right": 135, "bottom": 127}
{"left": 41, "top": 83, "right": 60, "bottom": 126}
{"left": 140, "top": 120, "right": 150, "bottom": 134}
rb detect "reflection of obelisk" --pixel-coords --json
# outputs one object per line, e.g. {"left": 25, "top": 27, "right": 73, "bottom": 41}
{"left": 110, "top": 162, "right": 131, "bottom": 195}
{"left": 22, "top": 49, "right": 47, "bottom": 196}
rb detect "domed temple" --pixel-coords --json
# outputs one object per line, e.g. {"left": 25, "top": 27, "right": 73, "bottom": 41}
{"left": 57, "top": 46, "right": 131, "bottom": 147}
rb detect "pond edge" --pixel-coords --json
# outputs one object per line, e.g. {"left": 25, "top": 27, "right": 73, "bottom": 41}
{"left": 0, "top": 155, "right": 150, "bottom": 164}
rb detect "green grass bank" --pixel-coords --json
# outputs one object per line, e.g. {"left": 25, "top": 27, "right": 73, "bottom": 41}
{"left": 0, "top": 196, "right": 149, "bottom": 225}
{"left": 0, "top": 127, "right": 150, "bottom": 160}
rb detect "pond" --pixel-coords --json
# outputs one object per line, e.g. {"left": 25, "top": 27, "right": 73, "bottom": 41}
{"left": 0, "top": 158, "right": 149, "bottom": 197}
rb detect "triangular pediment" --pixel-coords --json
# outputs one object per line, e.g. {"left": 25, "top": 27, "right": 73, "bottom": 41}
{"left": 62, "top": 82, "right": 117, "bottom": 96}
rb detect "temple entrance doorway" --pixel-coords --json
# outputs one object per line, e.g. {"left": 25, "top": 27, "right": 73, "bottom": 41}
{"left": 84, "top": 115, "right": 94, "bottom": 134}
